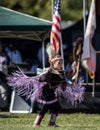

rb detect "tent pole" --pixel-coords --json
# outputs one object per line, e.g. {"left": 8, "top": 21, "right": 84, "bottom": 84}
{"left": 42, "top": 40, "right": 45, "bottom": 69}
{"left": 42, "top": 31, "right": 50, "bottom": 69}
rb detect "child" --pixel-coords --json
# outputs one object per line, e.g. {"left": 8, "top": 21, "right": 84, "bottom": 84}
{"left": 33, "top": 55, "right": 65, "bottom": 127}
{"left": 7, "top": 54, "right": 85, "bottom": 127}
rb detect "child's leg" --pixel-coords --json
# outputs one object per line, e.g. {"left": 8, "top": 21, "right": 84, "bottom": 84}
{"left": 33, "top": 104, "right": 48, "bottom": 127}
{"left": 48, "top": 102, "right": 61, "bottom": 126}
{"left": 33, "top": 114, "right": 43, "bottom": 127}
{"left": 48, "top": 113, "right": 58, "bottom": 126}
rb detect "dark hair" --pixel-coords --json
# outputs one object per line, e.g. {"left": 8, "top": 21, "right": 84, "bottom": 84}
{"left": 73, "top": 37, "right": 83, "bottom": 60}
{"left": 73, "top": 37, "right": 83, "bottom": 47}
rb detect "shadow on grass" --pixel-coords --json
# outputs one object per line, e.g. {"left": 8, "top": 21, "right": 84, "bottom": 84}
{"left": 0, "top": 113, "right": 19, "bottom": 118}
{"left": 60, "top": 109, "right": 100, "bottom": 114}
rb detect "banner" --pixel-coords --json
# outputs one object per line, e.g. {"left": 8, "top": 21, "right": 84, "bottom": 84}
{"left": 81, "top": 0, "right": 96, "bottom": 79}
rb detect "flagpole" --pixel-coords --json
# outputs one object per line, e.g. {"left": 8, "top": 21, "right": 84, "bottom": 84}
{"left": 60, "top": 32, "right": 65, "bottom": 70}
{"left": 92, "top": 76, "right": 95, "bottom": 97}
{"left": 83, "top": 0, "right": 89, "bottom": 84}
{"left": 60, "top": 0, "right": 65, "bottom": 70}
{"left": 83, "top": 0, "right": 86, "bottom": 35}
{"left": 51, "top": 0, "right": 54, "bottom": 20}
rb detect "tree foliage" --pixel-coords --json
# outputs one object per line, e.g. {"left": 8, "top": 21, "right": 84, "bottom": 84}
{"left": 0, "top": 0, "right": 91, "bottom": 21}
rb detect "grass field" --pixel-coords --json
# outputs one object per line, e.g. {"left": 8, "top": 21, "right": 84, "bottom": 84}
{"left": 0, "top": 112, "right": 100, "bottom": 130}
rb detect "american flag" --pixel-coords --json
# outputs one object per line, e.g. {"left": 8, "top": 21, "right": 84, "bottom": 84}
{"left": 50, "top": 0, "right": 61, "bottom": 54}
{"left": 81, "top": 0, "right": 96, "bottom": 79}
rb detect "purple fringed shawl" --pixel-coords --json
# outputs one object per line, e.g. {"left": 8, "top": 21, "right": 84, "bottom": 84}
{"left": 57, "top": 77, "right": 85, "bottom": 106}
{"left": 7, "top": 69, "right": 85, "bottom": 106}
{"left": 7, "top": 69, "right": 47, "bottom": 102}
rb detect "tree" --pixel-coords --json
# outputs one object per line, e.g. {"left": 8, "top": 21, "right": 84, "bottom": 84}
{"left": 1, "top": 0, "right": 91, "bottom": 21}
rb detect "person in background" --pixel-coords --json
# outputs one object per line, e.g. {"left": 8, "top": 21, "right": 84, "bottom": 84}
{"left": 0, "top": 44, "right": 9, "bottom": 111}
{"left": 31, "top": 59, "right": 38, "bottom": 74}
{"left": 70, "top": 37, "right": 83, "bottom": 83}
{"left": 0, "top": 44, "right": 8, "bottom": 75}
{"left": 65, "top": 54, "right": 73, "bottom": 78}
{"left": 5, "top": 44, "right": 22, "bottom": 64}
{"left": 37, "top": 44, "right": 49, "bottom": 68}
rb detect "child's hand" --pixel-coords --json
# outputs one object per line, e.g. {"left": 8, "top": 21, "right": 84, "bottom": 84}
{"left": 73, "top": 82, "right": 77, "bottom": 87}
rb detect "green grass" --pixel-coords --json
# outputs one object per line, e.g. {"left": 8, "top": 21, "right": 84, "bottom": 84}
{"left": 0, "top": 112, "right": 100, "bottom": 130}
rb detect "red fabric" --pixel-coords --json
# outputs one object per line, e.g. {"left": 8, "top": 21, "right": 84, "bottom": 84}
{"left": 50, "top": 0, "right": 61, "bottom": 54}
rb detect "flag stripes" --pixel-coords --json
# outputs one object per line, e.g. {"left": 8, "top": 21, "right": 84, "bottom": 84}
{"left": 50, "top": 0, "right": 61, "bottom": 54}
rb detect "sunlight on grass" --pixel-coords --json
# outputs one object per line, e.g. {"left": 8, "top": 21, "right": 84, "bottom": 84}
{"left": 0, "top": 112, "right": 100, "bottom": 130}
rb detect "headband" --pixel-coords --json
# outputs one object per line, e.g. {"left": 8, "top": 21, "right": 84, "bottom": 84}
{"left": 51, "top": 57, "right": 63, "bottom": 63}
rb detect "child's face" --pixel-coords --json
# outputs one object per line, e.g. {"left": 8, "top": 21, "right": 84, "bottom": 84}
{"left": 53, "top": 60, "right": 63, "bottom": 70}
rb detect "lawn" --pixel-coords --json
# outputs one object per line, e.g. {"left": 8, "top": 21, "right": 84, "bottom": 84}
{"left": 0, "top": 112, "right": 100, "bottom": 130}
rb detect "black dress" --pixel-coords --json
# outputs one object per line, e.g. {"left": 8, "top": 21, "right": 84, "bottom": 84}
{"left": 39, "top": 70, "right": 65, "bottom": 116}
